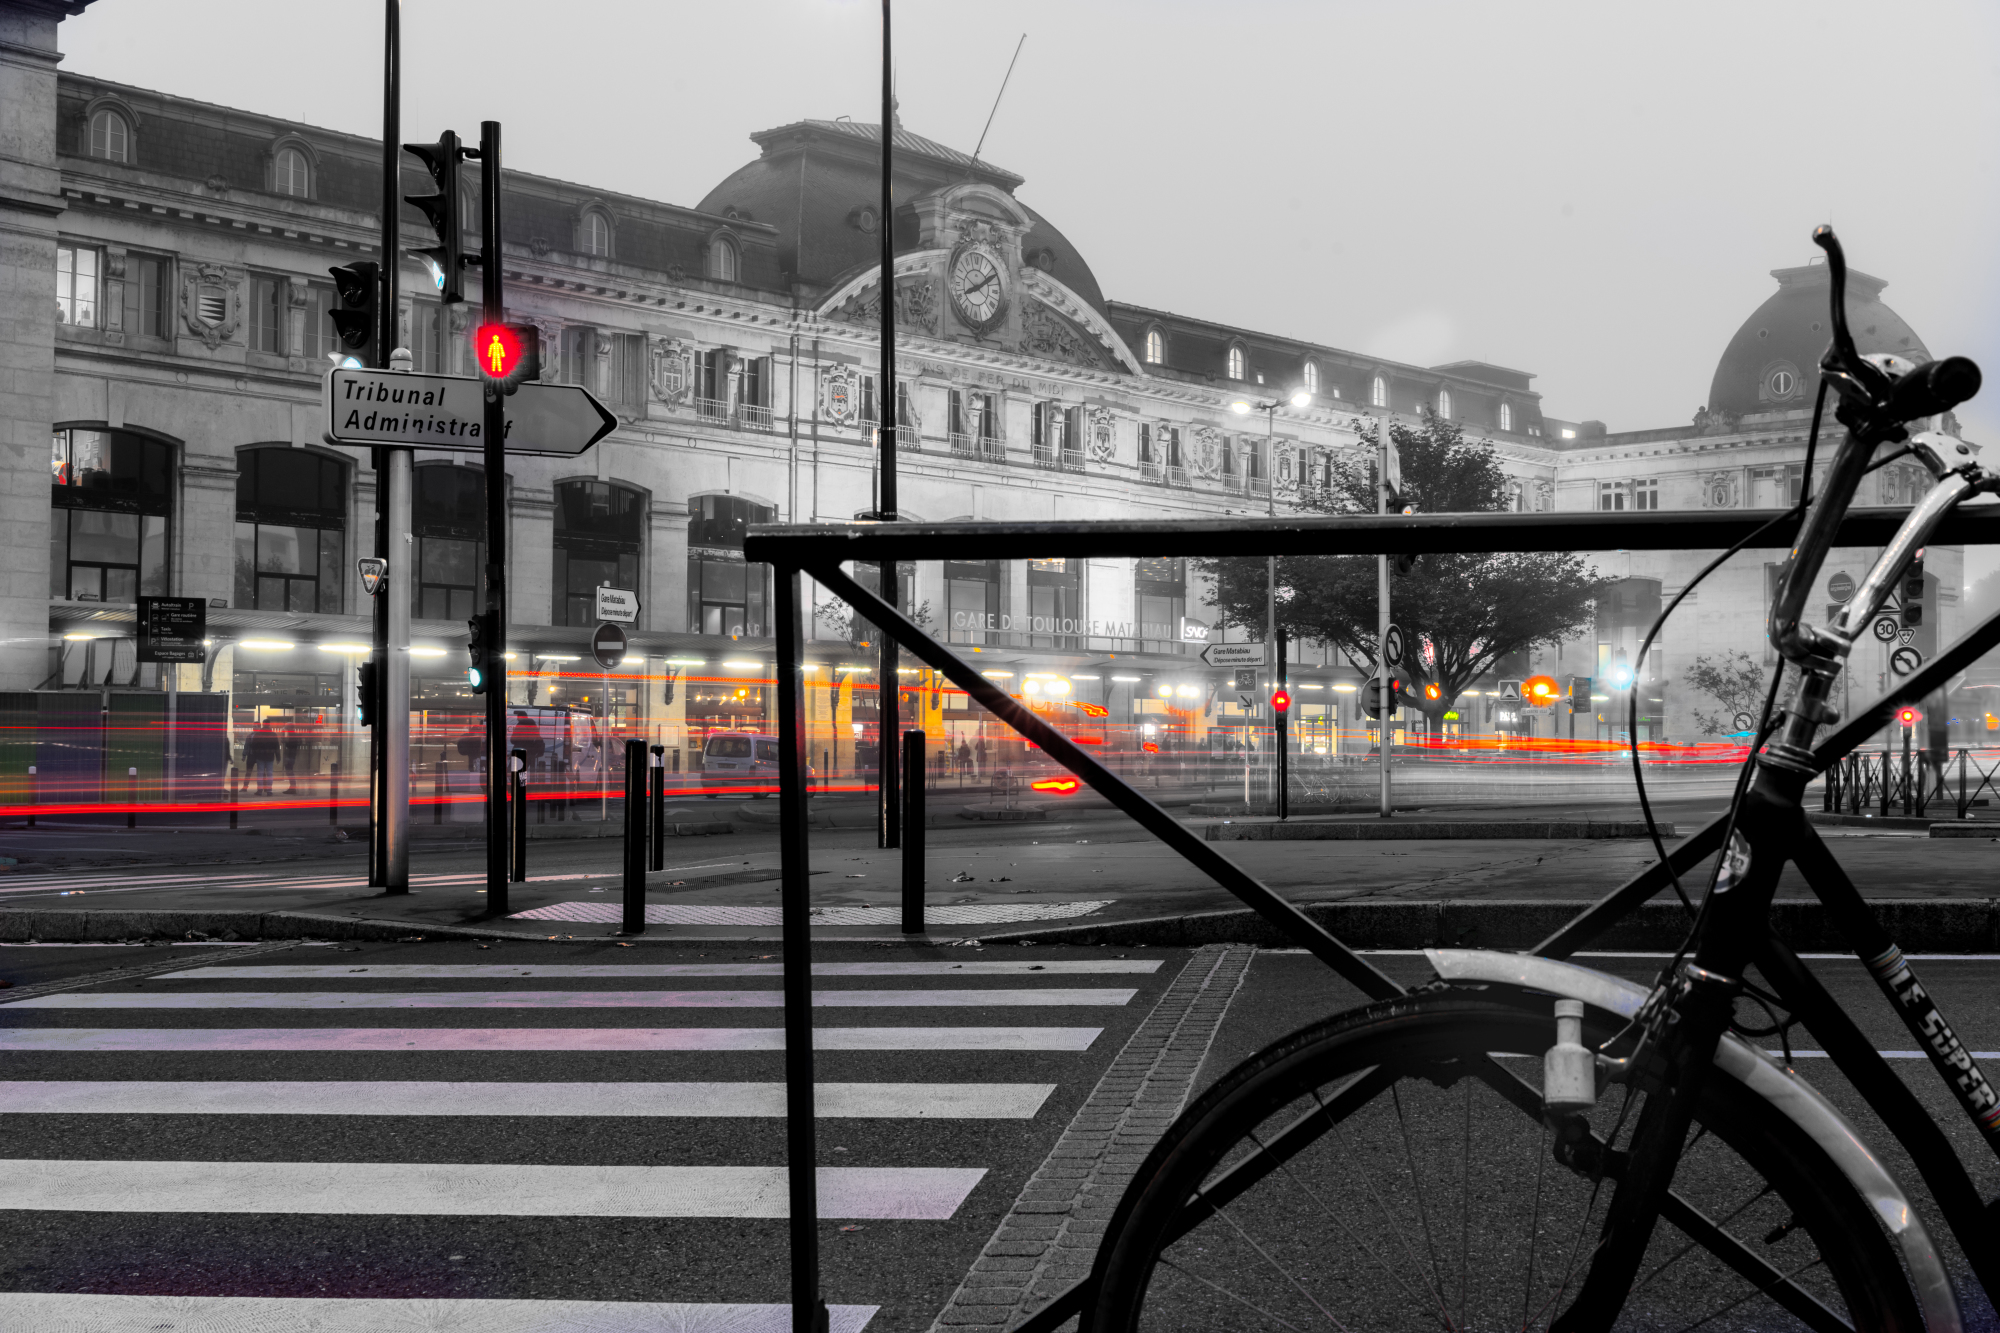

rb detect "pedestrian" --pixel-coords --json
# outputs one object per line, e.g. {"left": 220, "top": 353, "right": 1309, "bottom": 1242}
{"left": 956, "top": 738, "right": 972, "bottom": 775}
{"left": 456, "top": 725, "right": 486, "bottom": 771}
{"left": 280, "top": 720, "right": 304, "bottom": 794}
{"left": 244, "top": 720, "right": 280, "bottom": 795}
{"left": 510, "top": 711, "right": 546, "bottom": 770}
{"left": 974, "top": 735, "right": 987, "bottom": 776}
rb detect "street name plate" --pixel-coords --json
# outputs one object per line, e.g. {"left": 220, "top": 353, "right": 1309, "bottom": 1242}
{"left": 595, "top": 586, "right": 640, "bottom": 625}
{"left": 1201, "top": 643, "right": 1265, "bottom": 667}
{"left": 136, "top": 596, "right": 205, "bottom": 663}
{"left": 322, "top": 367, "right": 616, "bottom": 457}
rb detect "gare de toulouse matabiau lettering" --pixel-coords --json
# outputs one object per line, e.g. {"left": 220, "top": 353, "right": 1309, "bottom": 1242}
{"left": 951, "top": 611, "right": 1211, "bottom": 641}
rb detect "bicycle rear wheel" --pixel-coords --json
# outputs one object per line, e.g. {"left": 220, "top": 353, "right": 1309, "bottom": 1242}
{"left": 1087, "top": 992, "right": 1921, "bottom": 1333}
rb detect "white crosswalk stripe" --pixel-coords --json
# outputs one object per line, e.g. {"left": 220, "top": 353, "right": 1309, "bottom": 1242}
{"left": 0, "top": 1025, "right": 1105, "bottom": 1051}
{"left": 156, "top": 960, "right": 1165, "bottom": 979}
{"left": 0, "top": 1294, "right": 883, "bottom": 1332}
{"left": 14, "top": 986, "right": 1139, "bottom": 1009}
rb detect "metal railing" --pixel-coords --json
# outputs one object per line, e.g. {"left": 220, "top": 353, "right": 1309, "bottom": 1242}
{"left": 1165, "top": 463, "right": 1192, "bottom": 489}
{"left": 1139, "top": 456, "right": 1163, "bottom": 483}
{"left": 1060, "top": 447, "right": 1086, "bottom": 473}
{"left": 1247, "top": 474, "right": 1271, "bottom": 498}
{"left": 948, "top": 430, "right": 977, "bottom": 458}
{"left": 738, "top": 402, "right": 774, "bottom": 431}
{"left": 693, "top": 395, "right": 729, "bottom": 422}
{"left": 1219, "top": 470, "right": 1244, "bottom": 494}
{"left": 740, "top": 501, "right": 2000, "bottom": 1333}
{"left": 1031, "top": 442, "right": 1060, "bottom": 471}
{"left": 1822, "top": 745, "right": 2000, "bottom": 820}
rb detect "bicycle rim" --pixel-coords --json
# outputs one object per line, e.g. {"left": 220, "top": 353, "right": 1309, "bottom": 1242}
{"left": 1088, "top": 994, "right": 1920, "bottom": 1333}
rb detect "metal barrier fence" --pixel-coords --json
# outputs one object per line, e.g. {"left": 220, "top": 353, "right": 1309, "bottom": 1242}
{"left": 741, "top": 503, "right": 2000, "bottom": 1332}
{"left": 1823, "top": 745, "right": 2000, "bottom": 820}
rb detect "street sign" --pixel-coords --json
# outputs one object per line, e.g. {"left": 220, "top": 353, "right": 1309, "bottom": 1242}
{"left": 1383, "top": 624, "right": 1405, "bottom": 668}
{"left": 590, "top": 622, "right": 629, "bottom": 670}
{"left": 1732, "top": 711, "right": 1756, "bottom": 732}
{"left": 1828, "top": 570, "right": 1855, "bottom": 603}
{"left": 1178, "top": 616, "right": 1211, "bottom": 644}
{"left": 594, "top": 585, "right": 640, "bottom": 625}
{"left": 1890, "top": 644, "right": 1923, "bottom": 676}
{"left": 358, "top": 557, "right": 388, "bottom": 597}
{"left": 1872, "top": 616, "right": 1900, "bottom": 642}
{"left": 322, "top": 367, "right": 616, "bottom": 457}
{"left": 1201, "top": 643, "right": 1265, "bottom": 667}
{"left": 136, "top": 596, "right": 205, "bottom": 663}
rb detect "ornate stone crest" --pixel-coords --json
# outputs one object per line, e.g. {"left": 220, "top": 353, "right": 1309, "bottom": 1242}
{"left": 1192, "top": 426, "right": 1222, "bottom": 480}
{"left": 178, "top": 262, "right": 240, "bottom": 350}
{"left": 821, "top": 364, "right": 860, "bottom": 426}
{"left": 1275, "top": 441, "right": 1300, "bottom": 495}
{"left": 1022, "top": 300, "right": 1100, "bottom": 368}
{"left": 1087, "top": 406, "right": 1116, "bottom": 463}
{"left": 1703, "top": 471, "right": 1739, "bottom": 508}
{"left": 651, "top": 337, "right": 693, "bottom": 404}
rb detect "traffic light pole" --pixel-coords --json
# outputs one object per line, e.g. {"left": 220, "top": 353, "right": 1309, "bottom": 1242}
{"left": 479, "top": 120, "right": 509, "bottom": 913}
{"left": 875, "top": 0, "right": 900, "bottom": 853}
{"left": 373, "top": 0, "right": 406, "bottom": 891}
{"left": 382, "top": 449, "right": 411, "bottom": 890}
{"left": 1377, "top": 414, "right": 1393, "bottom": 818}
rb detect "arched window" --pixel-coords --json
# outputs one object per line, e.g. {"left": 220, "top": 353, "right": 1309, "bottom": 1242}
{"left": 1143, "top": 328, "right": 1164, "bottom": 365}
{"left": 274, "top": 146, "right": 310, "bottom": 198}
{"left": 553, "top": 480, "right": 644, "bottom": 627}
{"left": 1225, "top": 345, "right": 1246, "bottom": 381}
{"left": 1370, "top": 375, "right": 1387, "bottom": 408}
{"left": 50, "top": 428, "right": 172, "bottom": 603}
{"left": 1437, "top": 389, "right": 1452, "bottom": 419}
{"left": 234, "top": 447, "right": 346, "bottom": 613}
{"left": 1499, "top": 401, "right": 1513, "bottom": 432}
{"left": 688, "top": 494, "right": 773, "bottom": 636}
{"left": 1302, "top": 361, "right": 1320, "bottom": 395}
{"left": 89, "top": 108, "right": 130, "bottom": 163}
{"left": 581, "top": 210, "right": 611, "bottom": 257}
{"left": 708, "top": 236, "right": 738, "bottom": 282}
{"left": 413, "top": 463, "right": 492, "bottom": 621}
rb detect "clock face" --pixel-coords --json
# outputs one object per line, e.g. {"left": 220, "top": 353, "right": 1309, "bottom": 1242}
{"left": 949, "top": 246, "right": 1006, "bottom": 331}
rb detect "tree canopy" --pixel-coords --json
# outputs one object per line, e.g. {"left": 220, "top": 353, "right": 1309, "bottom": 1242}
{"left": 1198, "top": 412, "right": 1603, "bottom": 726}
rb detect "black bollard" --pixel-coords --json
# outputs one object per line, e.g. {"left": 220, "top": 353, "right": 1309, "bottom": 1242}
{"left": 228, "top": 765, "right": 239, "bottom": 830}
{"left": 510, "top": 747, "right": 527, "bottom": 883}
{"left": 901, "top": 729, "right": 925, "bottom": 934}
{"left": 328, "top": 762, "right": 339, "bottom": 827}
{"left": 649, "top": 744, "right": 666, "bottom": 871}
{"left": 622, "top": 738, "right": 647, "bottom": 934}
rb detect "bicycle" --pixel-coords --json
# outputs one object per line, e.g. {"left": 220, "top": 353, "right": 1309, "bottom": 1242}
{"left": 1077, "top": 228, "right": 1997, "bottom": 1332}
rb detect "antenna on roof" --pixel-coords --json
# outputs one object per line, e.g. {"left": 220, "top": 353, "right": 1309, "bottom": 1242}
{"left": 971, "top": 34, "right": 1027, "bottom": 165}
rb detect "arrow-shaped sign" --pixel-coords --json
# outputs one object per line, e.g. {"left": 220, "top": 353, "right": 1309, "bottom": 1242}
{"left": 1201, "top": 643, "right": 1265, "bottom": 667}
{"left": 322, "top": 367, "right": 616, "bottom": 457}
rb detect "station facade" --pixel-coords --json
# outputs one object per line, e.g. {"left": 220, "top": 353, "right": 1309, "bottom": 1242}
{"left": 2, "top": 6, "right": 1975, "bottom": 798}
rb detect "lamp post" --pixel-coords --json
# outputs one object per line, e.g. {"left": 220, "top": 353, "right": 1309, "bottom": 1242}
{"left": 1232, "top": 388, "right": 1311, "bottom": 816}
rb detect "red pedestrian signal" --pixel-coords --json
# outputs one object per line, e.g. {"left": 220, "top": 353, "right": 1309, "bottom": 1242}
{"left": 1270, "top": 689, "right": 1291, "bottom": 713}
{"left": 471, "top": 322, "right": 540, "bottom": 393}
{"left": 1897, "top": 706, "right": 1921, "bottom": 728}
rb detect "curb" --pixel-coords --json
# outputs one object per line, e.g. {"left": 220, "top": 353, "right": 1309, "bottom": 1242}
{"left": 1202, "top": 820, "right": 1675, "bottom": 841}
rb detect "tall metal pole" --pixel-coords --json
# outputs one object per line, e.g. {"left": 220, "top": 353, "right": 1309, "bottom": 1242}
{"left": 1377, "top": 413, "right": 1393, "bottom": 818}
{"left": 369, "top": 0, "right": 400, "bottom": 886}
{"left": 1265, "top": 406, "right": 1277, "bottom": 812}
{"left": 876, "top": 0, "right": 900, "bottom": 850}
{"left": 480, "top": 120, "right": 509, "bottom": 912}
{"left": 382, "top": 447, "right": 410, "bottom": 890}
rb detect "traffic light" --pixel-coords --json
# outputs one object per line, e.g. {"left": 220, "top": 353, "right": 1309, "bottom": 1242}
{"left": 466, "top": 611, "right": 494, "bottom": 694}
{"left": 1569, "top": 676, "right": 1592, "bottom": 713}
{"left": 326, "top": 261, "right": 379, "bottom": 365}
{"left": 1362, "top": 678, "right": 1402, "bottom": 718}
{"left": 1422, "top": 681, "right": 1442, "bottom": 703}
{"left": 1271, "top": 688, "right": 1292, "bottom": 714}
{"left": 662, "top": 668, "right": 678, "bottom": 707}
{"left": 1609, "top": 650, "right": 1634, "bottom": 690}
{"left": 355, "top": 658, "right": 379, "bottom": 727}
{"left": 472, "top": 322, "right": 540, "bottom": 394}
{"left": 1901, "top": 557, "right": 1926, "bottom": 629}
{"left": 1523, "top": 674, "right": 1562, "bottom": 707}
{"left": 404, "top": 131, "right": 468, "bottom": 304}
{"left": 1897, "top": 706, "right": 1921, "bottom": 729}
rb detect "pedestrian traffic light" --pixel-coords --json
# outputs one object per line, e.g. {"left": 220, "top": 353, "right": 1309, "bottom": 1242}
{"left": 466, "top": 611, "right": 494, "bottom": 694}
{"left": 1897, "top": 706, "right": 1921, "bottom": 728}
{"left": 1569, "top": 676, "right": 1592, "bottom": 713}
{"left": 355, "top": 658, "right": 379, "bottom": 727}
{"left": 1271, "top": 688, "right": 1292, "bottom": 713}
{"left": 1901, "top": 558, "right": 1926, "bottom": 629}
{"left": 326, "top": 261, "right": 379, "bottom": 365}
{"left": 404, "top": 131, "right": 469, "bottom": 304}
{"left": 471, "top": 321, "right": 540, "bottom": 394}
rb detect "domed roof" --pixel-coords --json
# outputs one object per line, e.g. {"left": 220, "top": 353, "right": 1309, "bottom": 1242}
{"left": 696, "top": 117, "right": 1109, "bottom": 320}
{"left": 1708, "top": 262, "right": 1929, "bottom": 417}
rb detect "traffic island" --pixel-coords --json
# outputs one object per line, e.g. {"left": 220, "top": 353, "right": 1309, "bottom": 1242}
{"left": 1203, "top": 820, "right": 1675, "bottom": 841}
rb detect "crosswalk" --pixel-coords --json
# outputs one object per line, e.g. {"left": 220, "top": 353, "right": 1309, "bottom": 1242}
{"left": 0, "top": 946, "right": 1170, "bottom": 1328}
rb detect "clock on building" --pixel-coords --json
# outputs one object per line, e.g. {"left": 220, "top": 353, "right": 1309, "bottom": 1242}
{"left": 948, "top": 242, "right": 1007, "bottom": 334}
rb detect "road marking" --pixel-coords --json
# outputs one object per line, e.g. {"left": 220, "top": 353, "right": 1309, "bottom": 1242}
{"left": 0, "top": 1080, "right": 1056, "bottom": 1118}
{"left": 0, "top": 1294, "right": 881, "bottom": 1332}
{"left": 0, "top": 1159, "right": 986, "bottom": 1219}
{"left": 511, "top": 900, "right": 1115, "bottom": 925}
{"left": 1772, "top": 1050, "right": 2000, "bottom": 1059}
{"left": 156, "top": 960, "right": 1166, "bottom": 979}
{"left": 0, "top": 1025, "right": 1103, "bottom": 1052}
{"left": 14, "top": 987, "right": 1138, "bottom": 1009}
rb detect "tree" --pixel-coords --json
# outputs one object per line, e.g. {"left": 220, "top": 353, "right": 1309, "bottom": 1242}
{"left": 1684, "top": 650, "right": 1766, "bottom": 737}
{"left": 1198, "top": 411, "right": 1603, "bottom": 731}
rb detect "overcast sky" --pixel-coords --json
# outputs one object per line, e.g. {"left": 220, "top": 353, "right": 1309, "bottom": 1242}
{"left": 63, "top": 0, "right": 2000, "bottom": 443}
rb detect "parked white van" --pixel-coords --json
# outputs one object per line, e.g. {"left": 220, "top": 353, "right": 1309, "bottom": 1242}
{"left": 700, "top": 732, "right": 781, "bottom": 796}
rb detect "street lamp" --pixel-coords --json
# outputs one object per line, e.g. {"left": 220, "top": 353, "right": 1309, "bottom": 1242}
{"left": 1229, "top": 387, "right": 1311, "bottom": 817}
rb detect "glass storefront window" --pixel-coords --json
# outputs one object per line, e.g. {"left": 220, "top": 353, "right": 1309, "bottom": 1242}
{"left": 414, "top": 463, "right": 494, "bottom": 622}
{"left": 235, "top": 448, "right": 346, "bottom": 613}
{"left": 554, "top": 480, "right": 644, "bottom": 627}
{"left": 689, "top": 494, "right": 772, "bottom": 637}
{"left": 51, "top": 428, "right": 172, "bottom": 603}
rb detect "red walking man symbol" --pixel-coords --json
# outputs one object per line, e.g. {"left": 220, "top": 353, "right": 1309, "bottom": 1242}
{"left": 485, "top": 333, "right": 506, "bottom": 375}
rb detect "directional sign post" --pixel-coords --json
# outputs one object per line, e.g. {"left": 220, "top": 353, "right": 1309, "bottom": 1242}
{"left": 594, "top": 586, "right": 640, "bottom": 625}
{"left": 136, "top": 596, "right": 205, "bottom": 664}
{"left": 323, "top": 367, "right": 615, "bottom": 457}
{"left": 1201, "top": 643, "right": 1265, "bottom": 668}
{"left": 591, "top": 622, "right": 629, "bottom": 671}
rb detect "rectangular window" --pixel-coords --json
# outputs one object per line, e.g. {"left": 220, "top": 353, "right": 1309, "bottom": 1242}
{"left": 600, "top": 332, "right": 645, "bottom": 408}
{"left": 412, "top": 301, "right": 451, "bottom": 374}
{"left": 251, "top": 275, "right": 286, "bottom": 354}
{"left": 976, "top": 392, "right": 998, "bottom": 444}
{"left": 56, "top": 243, "right": 99, "bottom": 327}
{"left": 122, "top": 254, "right": 171, "bottom": 339}
{"left": 297, "top": 283, "right": 336, "bottom": 363}
{"left": 1633, "top": 478, "right": 1659, "bottom": 511}
{"left": 1598, "top": 481, "right": 1628, "bottom": 511}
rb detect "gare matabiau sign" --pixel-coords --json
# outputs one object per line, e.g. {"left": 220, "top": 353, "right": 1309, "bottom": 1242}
{"left": 322, "top": 367, "right": 615, "bottom": 458}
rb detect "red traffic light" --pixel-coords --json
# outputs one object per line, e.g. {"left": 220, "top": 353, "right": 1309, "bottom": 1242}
{"left": 1522, "top": 674, "right": 1562, "bottom": 704}
{"left": 1270, "top": 689, "right": 1292, "bottom": 713}
{"left": 1897, "top": 707, "right": 1921, "bottom": 728}
{"left": 1423, "top": 681, "right": 1442, "bottom": 701}
{"left": 473, "top": 323, "right": 524, "bottom": 380}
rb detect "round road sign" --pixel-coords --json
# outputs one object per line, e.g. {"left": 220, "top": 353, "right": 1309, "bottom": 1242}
{"left": 1890, "top": 644, "right": 1923, "bottom": 677}
{"left": 1872, "top": 616, "right": 1900, "bottom": 642}
{"left": 1732, "top": 711, "right": 1756, "bottom": 733}
{"left": 1383, "top": 624, "right": 1406, "bottom": 668}
{"left": 591, "top": 622, "right": 628, "bottom": 669}
{"left": 1828, "top": 570, "right": 1855, "bottom": 604}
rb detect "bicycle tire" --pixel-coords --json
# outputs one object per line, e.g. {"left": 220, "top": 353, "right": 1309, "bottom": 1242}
{"left": 1086, "top": 992, "right": 1921, "bottom": 1333}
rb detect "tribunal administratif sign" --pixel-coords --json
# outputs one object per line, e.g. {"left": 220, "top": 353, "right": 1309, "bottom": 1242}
{"left": 322, "top": 367, "right": 616, "bottom": 458}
